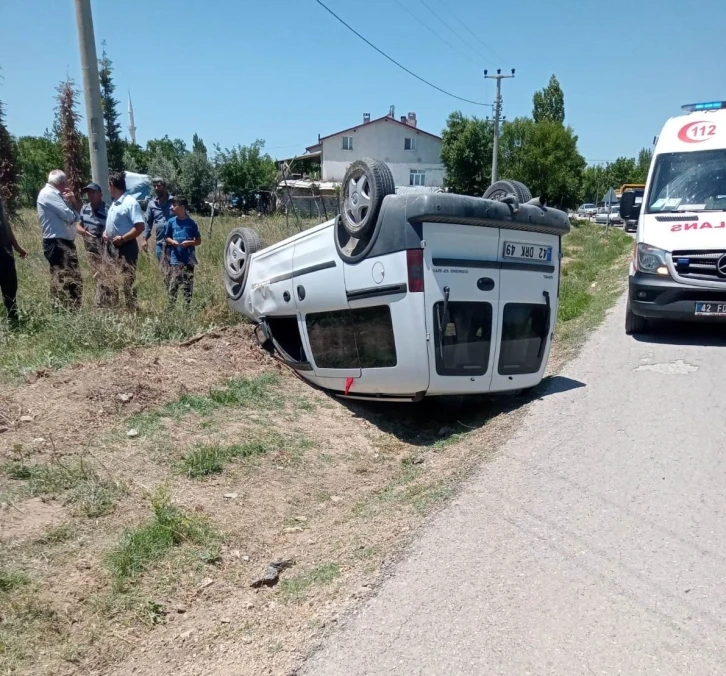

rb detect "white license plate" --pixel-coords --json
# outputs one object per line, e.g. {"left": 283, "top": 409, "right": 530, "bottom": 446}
{"left": 695, "top": 302, "right": 726, "bottom": 316}
{"left": 503, "top": 242, "right": 552, "bottom": 262}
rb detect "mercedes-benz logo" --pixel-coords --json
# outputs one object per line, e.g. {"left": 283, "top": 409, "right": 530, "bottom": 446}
{"left": 718, "top": 254, "right": 726, "bottom": 278}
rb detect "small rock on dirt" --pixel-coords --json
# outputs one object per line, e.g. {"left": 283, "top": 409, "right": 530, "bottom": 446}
{"left": 294, "top": 516, "right": 307, "bottom": 522}
{"left": 19, "top": 415, "right": 34, "bottom": 423}
{"left": 0, "top": 426, "right": 8, "bottom": 434}
{"left": 199, "top": 578, "right": 215, "bottom": 589}
{"left": 250, "top": 559, "right": 295, "bottom": 588}
{"left": 175, "top": 604, "right": 187, "bottom": 614}
{"left": 223, "top": 493, "right": 238, "bottom": 500}
{"left": 330, "top": 495, "right": 342, "bottom": 502}
{"left": 126, "top": 429, "right": 140, "bottom": 438}
{"left": 284, "top": 527, "right": 303, "bottom": 534}
{"left": 220, "top": 617, "right": 231, "bottom": 624}
{"left": 117, "top": 393, "right": 133, "bottom": 403}
{"left": 242, "top": 555, "right": 250, "bottom": 562}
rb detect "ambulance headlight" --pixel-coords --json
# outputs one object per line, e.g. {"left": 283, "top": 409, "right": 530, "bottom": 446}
{"left": 637, "top": 243, "right": 668, "bottom": 274}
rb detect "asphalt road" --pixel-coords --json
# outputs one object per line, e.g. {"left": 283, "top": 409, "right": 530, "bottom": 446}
{"left": 306, "top": 295, "right": 726, "bottom": 676}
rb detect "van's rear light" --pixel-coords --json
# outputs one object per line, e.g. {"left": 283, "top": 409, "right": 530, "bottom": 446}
{"left": 407, "top": 249, "right": 424, "bottom": 292}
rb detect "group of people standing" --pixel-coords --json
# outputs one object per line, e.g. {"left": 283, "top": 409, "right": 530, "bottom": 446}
{"left": 0, "top": 170, "right": 203, "bottom": 326}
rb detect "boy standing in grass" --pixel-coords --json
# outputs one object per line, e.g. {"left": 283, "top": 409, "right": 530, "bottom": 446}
{"left": 165, "top": 196, "right": 201, "bottom": 306}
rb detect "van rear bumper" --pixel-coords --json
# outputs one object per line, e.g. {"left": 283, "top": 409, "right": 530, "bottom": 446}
{"left": 629, "top": 272, "right": 726, "bottom": 320}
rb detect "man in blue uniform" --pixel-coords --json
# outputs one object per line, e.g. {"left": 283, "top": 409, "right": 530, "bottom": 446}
{"left": 104, "top": 172, "right": 144, "bottom": 310}
{"left": 142, "top": 177, "right": 174, "bottom": 284}
{"left": 164, "top": 196, "right": 201, "bottom": 306}
{"left": 78, "top": 182, "right": 111, "bottom": 307}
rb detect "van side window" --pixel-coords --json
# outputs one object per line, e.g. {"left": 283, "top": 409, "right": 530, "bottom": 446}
{"left": 498, "top": 303, "right": 549, "bottom": 375}
{"left": 306, "top": 306, "right": 397, "bottom": 369}
{"left": 433, "top": 302, "right": 493, "bottom": 376}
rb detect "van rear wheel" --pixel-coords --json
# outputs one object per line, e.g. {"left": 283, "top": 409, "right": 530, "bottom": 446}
{"left": 340, "top": 158, "right": 395, "bottom": 238}
{"left": 483, "top": 180, "right": 533, "bottom": 203}
{"left": 225, "top": 227, "right": 261, "bottom": 283}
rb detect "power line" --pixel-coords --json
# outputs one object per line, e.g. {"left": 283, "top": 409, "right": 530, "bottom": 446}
{"left": 419, "top": 0, "right": 491, "bottom": 65}
{"left": 392, "top": 0, "right": 482, "bottom": 68}
{"left": 314, "top": 0, "right": 490, "bottom": 107}
{"left": 437, "top": 0, "right": 511, "bottom": 67}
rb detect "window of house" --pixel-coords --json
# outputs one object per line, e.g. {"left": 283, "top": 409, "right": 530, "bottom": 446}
{"left": 305, "top": 306, "right": 397, "bottom": 369}
{"left": 498, "top": 303, "right": 549, "bottom": 375}
{"left": 432, "top": 302, "right": 493, "bottom": 376}
{"left": 404, "top": 137, "right": 416, "bottom": 151}
{"left": 410, "top": 169, "right": 426, "bottom": 186}
{"left": 342, "top": 136, "right": 353, "bottom": 151}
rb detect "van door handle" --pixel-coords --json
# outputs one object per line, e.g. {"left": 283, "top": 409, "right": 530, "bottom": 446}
{"left": 538, "top": 291, "right": 551, "bottom": 360}
{"left": 297, "top": 285, "right": 306, "bottom": 301}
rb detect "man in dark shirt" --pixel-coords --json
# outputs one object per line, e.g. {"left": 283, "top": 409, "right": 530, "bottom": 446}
{"left": 78, "top": 182, "right": 112, "bottom": 307}
{"left": 0, "top": 197, "right": 28, "bottom": 326}
{"left": 142, "top": 177, "right": 174, "bottom": 284}
{"left": 164, "top": 196, "right": 201, "bottom": 306}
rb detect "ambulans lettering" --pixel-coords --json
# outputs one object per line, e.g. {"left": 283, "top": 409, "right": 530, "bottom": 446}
{"left": 670, "top": 222, "right": 726, "bottom": 232}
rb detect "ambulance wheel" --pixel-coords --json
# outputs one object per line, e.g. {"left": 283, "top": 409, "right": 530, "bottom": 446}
{"left": 625, "top": 300, "right": 647, "bottom": 335}
{"left": 340, "top": 158, "right": 395, "bottom": 238}
{"left": 225, "top": 227, "right": 261, "bottom": 284}
{"left": 483, "top": 180, "right": 532, "bottom": 203}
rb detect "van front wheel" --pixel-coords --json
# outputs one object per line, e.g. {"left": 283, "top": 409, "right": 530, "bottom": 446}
{"left": 625, "top": 300, "right": 647, "bottom": 335}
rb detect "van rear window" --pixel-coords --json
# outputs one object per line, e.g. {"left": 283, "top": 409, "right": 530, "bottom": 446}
{"left": 306, "top": 306, "right": 397, "bottom": 369}
{"left": 498, "top": 303, "right": 549, "bottom": 375}
{"left": 433, "top": 302, "right": 493, "bottom": 376}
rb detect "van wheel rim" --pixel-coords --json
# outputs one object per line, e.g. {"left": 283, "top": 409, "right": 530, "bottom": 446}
{"left": 226, "top": 236, "right": 247, "bottom": 276}
{"left": 345, "top": 171, "right": 371, "bottom": 225}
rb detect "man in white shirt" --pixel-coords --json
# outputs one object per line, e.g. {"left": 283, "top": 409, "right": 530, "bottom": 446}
{"left": 36, "top": 170, "right": 83, "bottom": 310}
{"left": 104, "top": 171, "right": 145, "bottom": 310}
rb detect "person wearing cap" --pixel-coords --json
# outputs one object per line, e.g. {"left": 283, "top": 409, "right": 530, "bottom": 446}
{"left": 0, "top": 197, "right": 28, "bottom": 327}
{"left": 142, "top": 177, "right": 174, "bottom": 283}
{"left": 78, "top": 182, "right": 111, "bottom": 307}
{"left": 104, "top": 171, "right": 144, "bottom": 310}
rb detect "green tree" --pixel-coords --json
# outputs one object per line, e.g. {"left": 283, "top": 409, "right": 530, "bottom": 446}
{"left": 216, "top": 140, "right": 277, "bottom": 198}
{"left": 178, "top": 135, "right": 213, "bottom": 211}
{"left": 122, "top": 140, "right": 149, "bottom": 173}
{"left": 147, "top": 150, "right": 179, "bottom": 192}
{"left": 146, "top": 136, "right": 187, "bottom": 166}
{"left": 499, "top": 117, "right": 585, "bottom": 209}
{"left": 440, "top": 111, "right": 494, "bottom": 195}
{"left": 532, "top": 74, "right": 565, "bottom": 124}
{"left": 0, "top": 98, "right": 19, "bottom": 211}
{"left": 16, "top": 134, "right": 63, "bottom": 206}
{"left": 634, "top": 147, "right": 653, "bottom": 183}
{"left": 55, "top": 77, "right": 86, "bottom": 198}
{"left": 580, "top": 164, "right": 609, "bottom": 204}
{"left": 98, "top": 41, "right": 124, "bottom": 172}
{"left": 606, "top": 156, "right": 638, "bottom": 188}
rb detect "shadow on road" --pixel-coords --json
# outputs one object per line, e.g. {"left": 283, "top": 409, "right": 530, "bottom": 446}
{"left": 632, "top": 321, "right": 726, "bottom": 347}
{"left": 331, "top": 374, "right": 586, "bottom": 448}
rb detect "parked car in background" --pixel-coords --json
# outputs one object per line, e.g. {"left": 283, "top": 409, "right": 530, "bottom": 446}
{"left": 224, "top": 158, "right": 570, "bottom": 402}
{"left": 595, "top": 206, "right": 621, "bottom": 225}
{"left": 578, "top": 203, "right": 598, "bottom": 218}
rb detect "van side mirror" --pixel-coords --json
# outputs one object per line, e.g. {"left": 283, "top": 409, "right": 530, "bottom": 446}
{"left": 619, "top": 190, "right": 640, "bottom": 220}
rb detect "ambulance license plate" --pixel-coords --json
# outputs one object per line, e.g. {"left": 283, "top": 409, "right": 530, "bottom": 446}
{"left": 503, "top": 242, "right": 552, "bottom": 262}
{"left": 695, "top": 302, "right": 726, "bottom": 317}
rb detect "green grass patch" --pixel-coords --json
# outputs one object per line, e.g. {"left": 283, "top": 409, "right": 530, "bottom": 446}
{"left": 179, "top": 440, "right": 271, "bottom": 478}
{"left": 105, "top": 488, "right": 221, "bottom": 587}
{"left": 0, "top": 570, "right": 31, "bottom": 593}
{"left": 279, "top": 563, "right": 341, "bottom": 603}
{"left": 3, "top": 455, "right": 123, "bottom": 518}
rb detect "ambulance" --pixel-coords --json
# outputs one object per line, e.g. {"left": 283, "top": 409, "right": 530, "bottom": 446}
{"left": 621, "top": 101, "right": 726, "bottom": 334}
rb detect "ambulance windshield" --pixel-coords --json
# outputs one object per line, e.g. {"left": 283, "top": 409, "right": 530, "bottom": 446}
{"left": 646, "top": 149, "right": 726, "bottom": 213}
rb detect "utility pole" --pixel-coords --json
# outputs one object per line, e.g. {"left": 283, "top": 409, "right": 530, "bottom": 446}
{"left": 484, "top": 68, "right": 515, "bottom": 185}
{"left": 74, "top": 0, "right": 110, "bottom": 203}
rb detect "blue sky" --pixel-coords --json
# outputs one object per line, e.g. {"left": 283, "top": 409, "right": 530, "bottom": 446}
{"left": 1, "top": 0, "right": 725, "bottom": 164}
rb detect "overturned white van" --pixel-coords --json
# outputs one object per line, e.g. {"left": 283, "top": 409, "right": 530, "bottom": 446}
{"left": 224, "top": 159, "right": 570, "bottom": 401}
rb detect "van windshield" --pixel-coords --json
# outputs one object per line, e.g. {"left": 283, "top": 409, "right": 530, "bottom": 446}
{"left": 646, "top": 149, "right": 726, "bottom": 213}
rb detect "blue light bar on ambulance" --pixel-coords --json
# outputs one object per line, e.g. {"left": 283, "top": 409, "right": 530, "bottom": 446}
{"left": 681, "top": 101, "right": 726, "bottom": 112}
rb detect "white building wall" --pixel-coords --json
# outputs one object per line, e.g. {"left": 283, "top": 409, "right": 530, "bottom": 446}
{"left": 320, "top": 118, "right": 444, "bottom": 187}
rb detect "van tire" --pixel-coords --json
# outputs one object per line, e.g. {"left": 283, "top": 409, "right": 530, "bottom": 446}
{"left": 625, "top": 300, "right": 647, "bottom": 335}
{"left": 340, "top": 158, "right": 395, "bottom": 238}
{"left": 483, "top": 180, "right": 533, "bottom": 203}
{"left": 224, "top": 227, "right": 261, "bottom": 302}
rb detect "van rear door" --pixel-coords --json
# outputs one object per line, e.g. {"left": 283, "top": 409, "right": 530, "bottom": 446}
{"left": 489, "top": 230, "right": 560, "bottom": 392}
{"left": 423, "top": 222, "right": 500, "bottom": 395}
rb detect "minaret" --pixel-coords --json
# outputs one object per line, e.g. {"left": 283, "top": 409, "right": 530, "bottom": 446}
{"left": 128, "top": 92, "right": 137, "bottom": 146}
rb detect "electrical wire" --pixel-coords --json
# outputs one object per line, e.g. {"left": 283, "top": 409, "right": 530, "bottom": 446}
{"left": 392, "top": 0, "right": 482, "bottom": 68}
{"left": 419, "top": 0, "right": 491, "bottom": 65}
{"left": 437, "top": 0, "right": 512, "bottom": 66}
{"left": 314, "top": 0, "right": 491, "bottom": 107}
